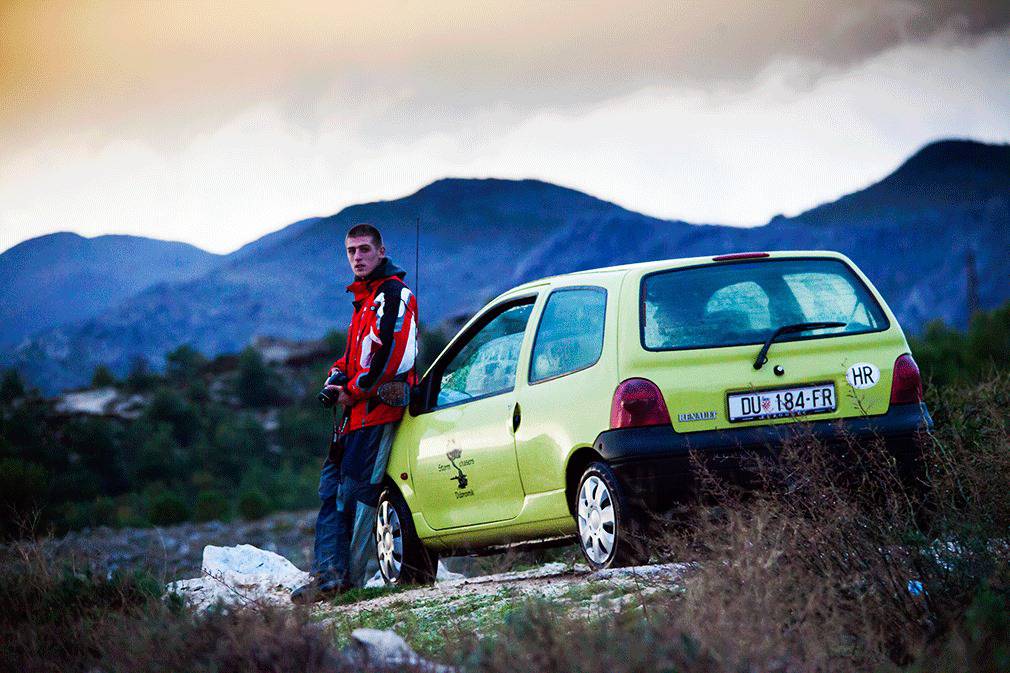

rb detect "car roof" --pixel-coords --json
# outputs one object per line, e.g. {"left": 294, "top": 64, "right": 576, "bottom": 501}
{"left": 504, "top": 250, "right": 851, "bottom": 294}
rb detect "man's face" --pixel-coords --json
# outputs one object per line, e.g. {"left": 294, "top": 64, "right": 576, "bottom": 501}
{"left": 346, "top": 235, "right": 385, "bottom": 278}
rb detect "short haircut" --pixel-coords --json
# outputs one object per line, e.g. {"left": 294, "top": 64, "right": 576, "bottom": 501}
{"left": 346, "top": 223, "right": 382, "bottom": 248}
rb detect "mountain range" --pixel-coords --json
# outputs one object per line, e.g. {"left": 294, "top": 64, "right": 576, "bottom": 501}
{"left": 3, "top": 139, "right": 1007, "bottom": 393}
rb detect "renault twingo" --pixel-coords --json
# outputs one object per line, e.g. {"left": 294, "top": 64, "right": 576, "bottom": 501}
{"left": 374, "top": 251, "right": 933, "bottom": 583}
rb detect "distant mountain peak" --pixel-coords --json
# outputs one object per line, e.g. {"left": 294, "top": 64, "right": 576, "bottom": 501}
{"left": 899, "top": 138, "right": 1010, "bottom": 172}
{"left": 790, "top": 138, "right": 1010, "bottom": 226}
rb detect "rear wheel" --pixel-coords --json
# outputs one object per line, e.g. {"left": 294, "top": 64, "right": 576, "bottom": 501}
{"left": 575, "top": 462, "right": 649, "bottom": 570}
{"left": 375, "top": 487, "right": 439, "bottom": 586}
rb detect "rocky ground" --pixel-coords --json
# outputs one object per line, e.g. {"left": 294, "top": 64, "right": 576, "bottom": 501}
{"left": 27, "top": 510, "right": 318, "bottom": 581}
{"left": 26, "top": 512, "right": 695, "bottom": 665}
{"left": 314, "top": 559, "right": 692, "bottom": 657}
{"left": 159, "top": 538, "right": 692, "bottom": 663}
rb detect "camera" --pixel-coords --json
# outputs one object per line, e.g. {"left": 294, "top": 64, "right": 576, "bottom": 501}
{"left": 318, "top": 370, "right": 349, "bottom": 407}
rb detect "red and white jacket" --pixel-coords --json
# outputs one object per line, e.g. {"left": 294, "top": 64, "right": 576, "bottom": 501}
{"left": 330, "top": 258, "right": 418, "bottom": 433}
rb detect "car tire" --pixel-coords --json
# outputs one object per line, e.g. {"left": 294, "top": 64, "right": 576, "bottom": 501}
{"left": 375, "top": 486, "right": 439, "bottom": 586}
{"left": 575, "top": 462, "right": 649, "bottom": 570}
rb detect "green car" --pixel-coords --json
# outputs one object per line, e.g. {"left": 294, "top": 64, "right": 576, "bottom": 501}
{"left": 374, "top": 251, "right": 932, "bottom": 583}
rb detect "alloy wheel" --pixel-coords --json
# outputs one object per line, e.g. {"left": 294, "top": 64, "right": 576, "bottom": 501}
{"left": 578, "top": 475, "right": 616, "bottom": 565}
{"left": 376, "top": 499, "right": 403, "bottom": 582}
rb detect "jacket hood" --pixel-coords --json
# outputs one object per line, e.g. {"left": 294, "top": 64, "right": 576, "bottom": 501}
{"left": 368, "top": 257, "right": 406, "bottom": 282}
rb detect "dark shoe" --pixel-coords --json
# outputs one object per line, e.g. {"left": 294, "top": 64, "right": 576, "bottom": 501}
{"left": 290, "top": 573, "right": 352, "bottom": 604}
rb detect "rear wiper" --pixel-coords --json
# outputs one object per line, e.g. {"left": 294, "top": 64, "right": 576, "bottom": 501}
{"left": 753, "top": 321, "right": 847, "bottom": 370}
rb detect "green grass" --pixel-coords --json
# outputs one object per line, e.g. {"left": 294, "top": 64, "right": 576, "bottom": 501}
{"left": 323, "top": 587, "right": 527, "bottom": 658}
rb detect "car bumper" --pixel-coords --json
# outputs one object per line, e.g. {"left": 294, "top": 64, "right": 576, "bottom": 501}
{"left": 594, "top": 402, "right": 933, "bottom": 508}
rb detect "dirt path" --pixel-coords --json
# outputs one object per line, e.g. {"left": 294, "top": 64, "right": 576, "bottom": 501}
{"left": 313, "top": 561, "right": 694, "bottom": 655}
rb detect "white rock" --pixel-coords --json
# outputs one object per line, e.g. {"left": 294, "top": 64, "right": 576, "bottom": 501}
{"left": 348, "top": 628, "right": 455, "bottom": 672}
{"left": 436, "top": 560, "right": 466, "bottom": 582}
{"left": 54, "top": 387, "right": 118, "bottom": 415}
{"left": 350, "top": 628, "right": 417, "bottom": 662}
{"left": 167, "top": 544, "right": 310, "bottom": 611}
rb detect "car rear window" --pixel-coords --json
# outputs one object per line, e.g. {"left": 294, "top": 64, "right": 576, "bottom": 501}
{"left": 641, "top": 258, "right": 889, "bottom": 351}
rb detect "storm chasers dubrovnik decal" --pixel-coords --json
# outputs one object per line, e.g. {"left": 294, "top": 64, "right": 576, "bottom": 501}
{"left": 446, "top": 447, "right": 468, "bottom": 489}
{"left": 440, "top": 446, "right": 475, "bottom": 499}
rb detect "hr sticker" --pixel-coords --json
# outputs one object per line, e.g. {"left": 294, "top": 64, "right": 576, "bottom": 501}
{"left": 845, "top": 362, "right": 880, "bottom": 389}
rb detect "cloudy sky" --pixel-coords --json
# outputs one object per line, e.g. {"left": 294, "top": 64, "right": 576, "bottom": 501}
{"left": 2, "top": 1, "right": 1009, "bottom": 254}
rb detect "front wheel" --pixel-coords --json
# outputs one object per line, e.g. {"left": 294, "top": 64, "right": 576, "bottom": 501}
{"left": 375, "top": 487, "right": 439, "bottom": 586}
{"left": 575, "top": 462, "right": 649, "bottom": 570}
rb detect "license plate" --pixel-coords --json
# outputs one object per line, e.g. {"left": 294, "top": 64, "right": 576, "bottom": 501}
{"left": 727, "top": 383, "right": 836, "bottom": 422}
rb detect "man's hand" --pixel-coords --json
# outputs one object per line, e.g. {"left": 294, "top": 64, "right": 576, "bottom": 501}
{"left": 335, "top": 387, "right": 353, "bottom": 407}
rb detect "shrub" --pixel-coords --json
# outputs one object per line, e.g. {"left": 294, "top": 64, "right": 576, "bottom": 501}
{"left": 128, "top": 421, "right": 187, "bottom": 485}
{"left": 145, "top": 387, "right": 202, "bottom": 447}
{"left": 235, "top": 347, "right": 284, "bottom": 407}
{"left": 237, "top": 489, "right": 269, "bottom": 521}
{"left": 164, "top": 344, "right": 208, "bottom": 384}
{"left": 147, "top": 492, "right": 190, "bottom": 526}
{"left": 193, "top": 490, "right": 230, "bottom": 523}
{"left": 0, "top": 539, "right": 366, "bottom": 673}
{"left": 91, "top": 364, "right": 117, "bottom": 388}
{"left": 453, "top": 374, "right": 1010, "bottom": 672}
{"left": 0, "top": 458, "right": 48, "bottom": 539}
{"left": 0, "top": 368, "right": 26, "bottom": 404}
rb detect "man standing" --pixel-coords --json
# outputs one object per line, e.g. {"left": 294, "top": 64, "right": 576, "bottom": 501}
{"left": 292, "top": 223, "right": 418, "bottom": 603}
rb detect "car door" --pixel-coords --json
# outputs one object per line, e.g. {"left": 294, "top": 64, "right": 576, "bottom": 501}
{"left": 410, "top": 295, "right": 537, "bottom": 530}
{"left": 513, "top": 286, "right": 615, "bottom": 495}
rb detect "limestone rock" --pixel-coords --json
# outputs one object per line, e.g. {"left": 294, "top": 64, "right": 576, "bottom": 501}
{"left": 167, "top": 544, "right": 310, "bottom": 610}
{"left": 346, "top": 628, "right": 455, "bottom": 672}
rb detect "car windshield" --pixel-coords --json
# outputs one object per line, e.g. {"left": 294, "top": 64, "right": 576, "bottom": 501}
{"left": 641, "top": 258, "right": 888, "bottom": 351}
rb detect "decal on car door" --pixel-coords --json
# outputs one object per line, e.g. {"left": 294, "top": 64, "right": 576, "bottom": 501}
{"left": 438, "top": 443, "right": 474, "bottom": 499}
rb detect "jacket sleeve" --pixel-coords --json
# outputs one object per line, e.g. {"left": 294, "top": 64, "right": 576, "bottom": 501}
{"left": 344, "top": 280, "right": 417, "bottom": 401}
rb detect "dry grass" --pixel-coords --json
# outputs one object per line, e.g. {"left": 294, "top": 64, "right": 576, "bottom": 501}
{"left": 456, "top": 374, "right": 1010, "bottom": 672}
{"left": 0, "top": 536, "right": 429, "bottom": 672}
{"left": 3, "top": 375, "right": 1008, "bottom": 672}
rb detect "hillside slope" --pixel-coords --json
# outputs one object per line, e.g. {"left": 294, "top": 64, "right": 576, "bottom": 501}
{"left": 5, "top": 140, "right": 1008, "bottom": 392}
{"left": 0, "top": 233, "right": 221, "bottom": 349}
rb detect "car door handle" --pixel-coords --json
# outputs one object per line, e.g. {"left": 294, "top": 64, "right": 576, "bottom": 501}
{"left": 512, "top": 403, "right": 521, "bottom": 432}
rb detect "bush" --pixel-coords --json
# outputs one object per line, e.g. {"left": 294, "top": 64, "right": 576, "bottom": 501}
{"left": 237, "top": 489, "right": 269, "bottom": 521}
{"left": 452, "top": 374, "right": 1010, "bottom": 672}
{"left": 235, "top": 347, "right": 284, "bottom": 407}
{"left": 193, "top": 490, "right": 230, "bottom": 523}
{"left": 164, "top": 344, "right": 208, "bottom": 384}
{"left": 147, "top": 492, "right": 190, "bottom": 526}
{"left": 91, "top": 364, "right": 116, "bottom": 388}
{"left": 0, "top": 368, "right": 26, "bottom": 404}
{"left": 127, "top": 421, "right": 187, "bottom": 485}
{"left": 0, "top": 458, "right": 48, "bottom": 538}
{"left": 145, "top": 387, "right": 202, "bottom": 447}
{"left": 911, "top": 301, "right": 1010, "bottom": 387}
{"left": 0, "top": 539, "right": 362, "bottom": 673}
{"left": 124, "top": 356, "right": 160, "bottom": 393}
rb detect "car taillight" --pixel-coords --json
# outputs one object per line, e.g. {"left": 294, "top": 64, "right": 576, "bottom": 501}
{"left": 610, "top": 378, "right": 671, "bottom": 428}
{"left": 890, "top": 353, "right": 923, "bottom": 404}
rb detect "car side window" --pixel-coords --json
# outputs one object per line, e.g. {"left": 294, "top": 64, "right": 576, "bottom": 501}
{"left": 529, "top": 288, "right": 606, "bottom": 383}
{"left": 436, "top": 301, "right": 534, "bottom": 407}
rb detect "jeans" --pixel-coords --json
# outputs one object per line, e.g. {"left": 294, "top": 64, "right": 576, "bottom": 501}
{"left": 311, "top": 422, "right": 396, "bottom": 586}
